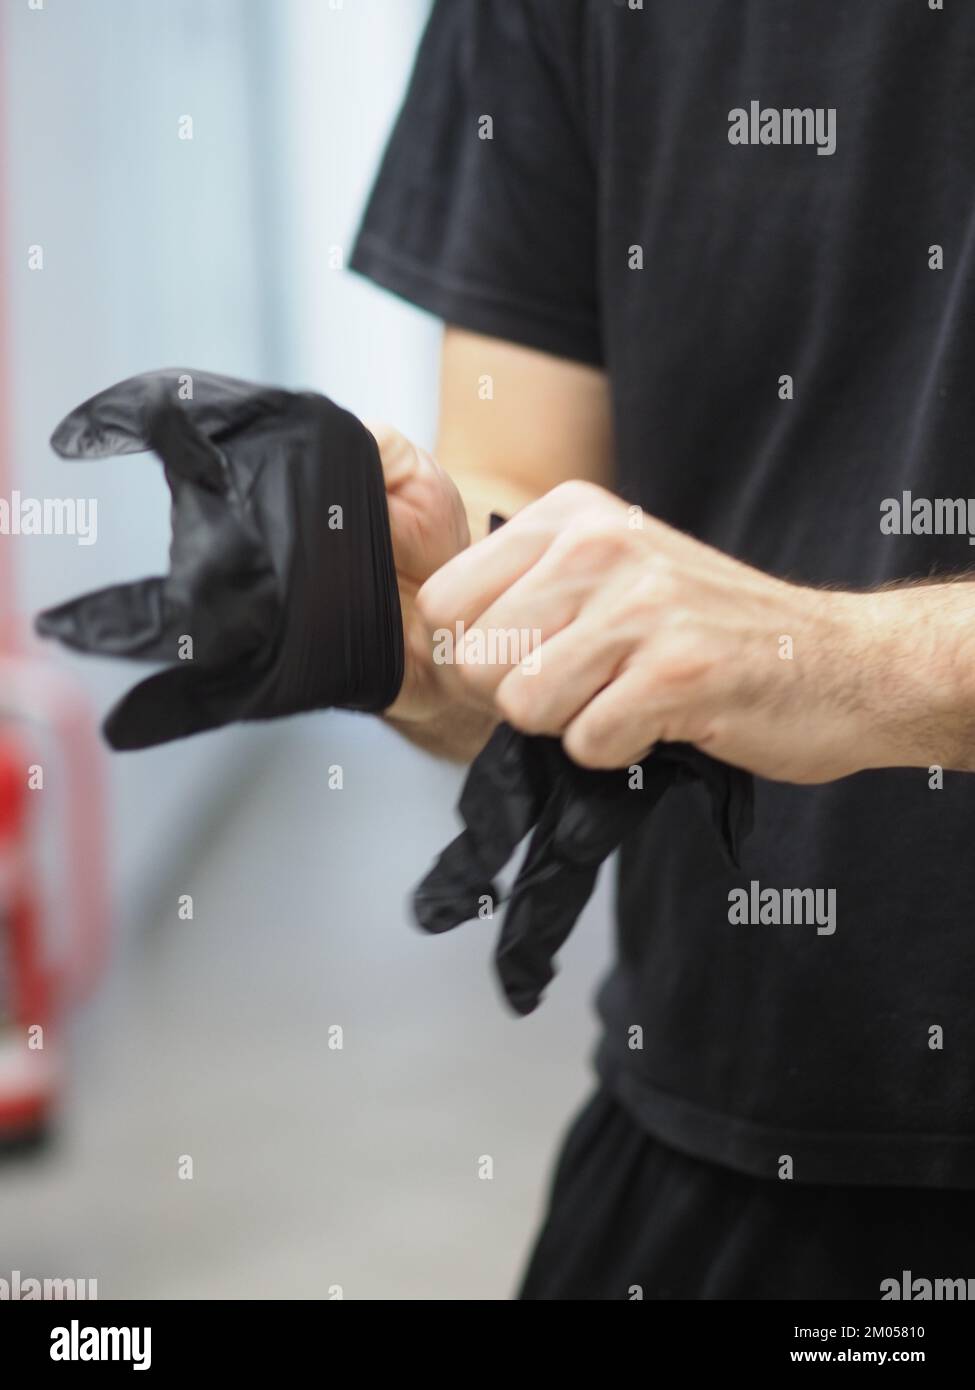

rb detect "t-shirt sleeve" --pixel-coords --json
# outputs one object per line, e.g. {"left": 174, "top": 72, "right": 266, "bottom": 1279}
{"left": 349, "top": 0, "right": 602, "bottom": 366}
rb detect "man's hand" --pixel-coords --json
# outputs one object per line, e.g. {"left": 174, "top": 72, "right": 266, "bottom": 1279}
{"left": 366, "top": 329, "right": 616, "bottom": 763}
{"left": 367, "top": 424, "right": 471, "bottom": 726}
{"left": 415, "top": 479, "right": 965, "bottom": 785}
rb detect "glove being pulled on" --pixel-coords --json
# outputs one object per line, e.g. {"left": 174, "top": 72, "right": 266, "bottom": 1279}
{"left": 414, "top": 723, "right": 753, "bottom": 1015}
{"left": 35, "top": 368, "right": 403, "bottom": 749}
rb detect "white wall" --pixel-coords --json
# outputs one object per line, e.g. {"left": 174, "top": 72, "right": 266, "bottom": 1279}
{"left": 1, "top": 0, "right": 291, "bottom": 921}
{"left": 276, "top": 0, "right": 438, "bottom": 435}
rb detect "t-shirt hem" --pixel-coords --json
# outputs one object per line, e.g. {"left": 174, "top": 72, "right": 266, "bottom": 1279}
{"left": 595, "top": 1038, "right": 975, "bottom": 1190}
{"left": 349, "top": 234, "right": 604, "bottom": 368}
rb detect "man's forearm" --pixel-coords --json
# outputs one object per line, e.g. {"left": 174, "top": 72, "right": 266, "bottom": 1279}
{"left": 853, "top": 579, "right": 975, "bottom": 774}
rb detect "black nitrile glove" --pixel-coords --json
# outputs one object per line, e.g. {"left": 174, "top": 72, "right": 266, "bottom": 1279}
{"left": 414, "top": 724, "right": 753, "bottom": 1015}
{"left": 35, "top": 368, "right": 403, "bottom": 749}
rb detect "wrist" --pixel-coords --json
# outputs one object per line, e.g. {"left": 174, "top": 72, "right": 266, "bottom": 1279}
{"left": 843, "top": 587, "right": 969, "bottom": 771}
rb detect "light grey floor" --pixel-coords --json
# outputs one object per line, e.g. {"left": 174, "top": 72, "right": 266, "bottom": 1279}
{"left": 0, "top": 717, "right": 614, "bottom": 1300}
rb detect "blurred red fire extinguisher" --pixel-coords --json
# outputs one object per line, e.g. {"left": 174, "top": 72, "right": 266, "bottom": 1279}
{"left": 0, "top": 722, "right": 47, "bottom": 1145}
{"left": 0, "top": 660, "right": 108, "bottom": 1155}
{"left": 0, "top": 2, "right": 109, "bottom": 1155}
{"left": 0, "top": 726, "right": 52, "bottom": 1149}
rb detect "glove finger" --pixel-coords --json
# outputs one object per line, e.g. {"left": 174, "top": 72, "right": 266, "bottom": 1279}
{"left": 412, "top": 725, "right": 554, "bottom": 936}
{"left": 50, "top": 370, "right": 182, "bottom": 459}
{"left": 50, "top": 368, "right": 285, "bottom": 463}
{"left": 456, "top": 724, "right": 553, "bottom": 866}
{"left": 497, "top": 746, "right": 723, "bottom": 1014}
{"left": 495, "top": 793, "right": 600, "bottom": 1015}
{"left": 36, "top": 501, "right": 273, "bottom": 669}
{"left": 498, "top": 743, "right": 754, "bottom": 1014}
{"left": 103, "top": 662, "right": 252, "bottom": 750}
{"left": 555, "top": 754, "right": 675, "bottom": 864}
{"left": 34, "top": 577, "right": 186, "bottom": 660}
{"left": 412, "top": 829, "right": 497, "bottom": 935}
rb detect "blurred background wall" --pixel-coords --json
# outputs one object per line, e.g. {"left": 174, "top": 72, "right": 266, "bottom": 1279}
{"left": 0, "top": 0, "right": 613, "bottom": 1299}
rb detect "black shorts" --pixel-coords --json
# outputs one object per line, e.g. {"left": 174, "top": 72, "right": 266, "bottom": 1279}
{"left": 519, "top": 1087, "right": 975, "bottom": 1300}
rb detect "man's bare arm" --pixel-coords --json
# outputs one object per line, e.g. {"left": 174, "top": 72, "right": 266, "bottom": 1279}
{"left": 380, "top": 327, "right": 613, "bottom": 763}
{"left": 435, "top": 326, "right": 614, "bottom": 541}
{"left": 381, "top": 331, "right": 975, "bottom": 781}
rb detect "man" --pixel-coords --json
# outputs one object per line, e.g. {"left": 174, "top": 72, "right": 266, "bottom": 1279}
{"left": 350, "top": 0, "right": 975, "bottom": 1298}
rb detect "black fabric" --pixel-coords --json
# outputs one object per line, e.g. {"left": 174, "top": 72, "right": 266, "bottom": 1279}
{"left": 519, "top": 1086, "right": 975, "bottom": 1300}
{"left": 414, "top": 724, "right": 753, "bottom": 1015}
{"left": 352, "top": 0, "right": 975, "bottom": 1185}
{"left": 36, "top": 369, "right": 403, "bottom": 749}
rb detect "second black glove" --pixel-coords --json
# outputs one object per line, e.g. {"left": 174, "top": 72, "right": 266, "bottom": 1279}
{"left": 414, "top": 724, "right": 753, "bottom": 1015}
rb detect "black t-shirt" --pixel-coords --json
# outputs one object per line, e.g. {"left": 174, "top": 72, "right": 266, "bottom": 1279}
{"left": 351, "top": 0, "right": 975, "bottom": 1187}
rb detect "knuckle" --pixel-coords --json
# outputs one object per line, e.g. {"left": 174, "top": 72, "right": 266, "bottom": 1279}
{"left": 660, "top": 600, "right": 695, "bottom": 631}
{"left": 496, "top": 679, "right": 544, "bottom": 732}
{"left": 364, "top": 419, "right": 397, "bottom": 453}
{"left": 650, "top": 635, "right": 716, "bottom": 689}
{"left": 373, "top": 424, "right": 417, "bottom": 479}
{"left": 627, "top": 560, "right": 679, "bottom": 614}
{"left": 416, "top": 579, "right": 448, "bottom": 629}
{"left": 563, "top": 721, "right": 609, "bottom": 769}
{"left": 548, "top": 478, "right": 609, "bottom": 512}
{"left": 557, "top": 520, "right": 634, "bottom": 573}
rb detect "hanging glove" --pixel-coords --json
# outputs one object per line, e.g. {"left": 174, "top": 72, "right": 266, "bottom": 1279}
{"left": 35, "top": 368, "right": 403, "bottom": 749}
{"left": 414, "top": 723, "right": 753, "bottom": 1015}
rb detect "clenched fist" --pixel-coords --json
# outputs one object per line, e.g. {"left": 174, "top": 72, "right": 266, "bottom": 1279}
{"left": 415, "top": 479, "right": 904, "bottom": 784}
{"left": 367, "top": 424, "right": 471, "bottom": 725}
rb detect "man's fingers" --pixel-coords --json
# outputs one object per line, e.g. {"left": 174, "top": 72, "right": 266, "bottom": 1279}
{"left": 417, "top": 483, "right": 607, "bottom": 630}
{"left": 439, "top": 571, "right": 580, "bottom": 706}
{"left": 562, "top": 666, "right": 664, "bottom": 769}
{"left": 364, "top": 421, "right": 470, "bottom": 586}
{"left": 493, "top": 619, "right": 624, "bottom": 734}
{"left": 363, "top": 421, "right": 429, "bottom": 492}
{"left": 417, "top": 481, "right": 639, "bottom": 656}
{"left": 418, "top": 521, "right": 553, "bottom": 640}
